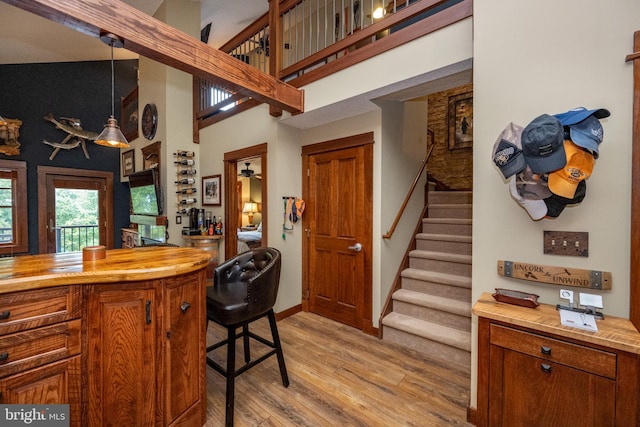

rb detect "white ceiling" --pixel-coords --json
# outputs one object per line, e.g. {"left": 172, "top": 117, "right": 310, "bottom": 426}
{"left": 0, "top": 0, "right": 267, "bottom": 64}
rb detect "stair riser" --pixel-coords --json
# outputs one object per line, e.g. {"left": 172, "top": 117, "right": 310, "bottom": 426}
{"left": 401, "top": 278, "right": 471, "bottom": 301}
{"left": 392, "top": 300, "right": 471, "bottom": 332}
{"left": 383, "top": 326, "right": 471, "bottom": 370}
{"left": 428, "top": 193, "right": 472, "bottom": 205}
{"left": 422, "top": 222, "right": 471, "bottom": 236}
{"left": 416, "top": 239, "right": 471, "bottom": 255}
{"left": 409, "top": 258, "right": 472, "bottom": 277}
{"left": 428, "top": 206, "right": 472, "bottom": 219}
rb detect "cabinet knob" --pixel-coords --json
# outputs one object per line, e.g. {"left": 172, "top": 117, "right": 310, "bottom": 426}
{"left": 541, "top": 346, "right": 552, "bottom": 355}
{"left": 0, "top": 311, "right": 9, "bottom": 320}
{"left": 541, "top": 363, "right": 552, "bottom": 373}
{"left": 180, "top": 301, "right": 191, "bottom": 313}
{"left": 145, "top": 300, "right": 152, "bottom": 325}
{"left": 0, "top": 352, "right": 7, "bottom": 362}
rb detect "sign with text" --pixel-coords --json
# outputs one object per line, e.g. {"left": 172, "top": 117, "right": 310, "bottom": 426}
{"left": 0, "top": 405, "right": 69, "bottom": 426}
{"left": 497, "top": 260, "right": 612, "bottom": 290}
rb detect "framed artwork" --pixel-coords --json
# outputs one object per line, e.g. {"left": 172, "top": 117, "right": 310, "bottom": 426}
{"left": 120, "top": 87, "right": 139, "bottom": 142}
{"left": 447, "top": 91, "right": 473, "bottom": 150}
{"left": 202, "top": 174, "right": 221, "bottom": 206}
{"left": 122, "top": 149, "right": 135, "bottom": 177}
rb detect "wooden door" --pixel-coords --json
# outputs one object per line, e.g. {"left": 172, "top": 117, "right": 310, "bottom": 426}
{"left": 87, "top": 285, "right": 156, "bottom": 426}
{"left": 303, "top": 133, "right": 373, "bottom": 331}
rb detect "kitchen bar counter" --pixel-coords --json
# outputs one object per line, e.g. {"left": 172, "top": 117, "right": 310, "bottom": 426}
{"left": 0, "top": 246, "right": 209, "bottom": 294}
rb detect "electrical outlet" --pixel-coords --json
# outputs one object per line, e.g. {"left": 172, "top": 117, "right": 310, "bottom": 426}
{"left": 543, "top": 231, "right": 589, "bottom": 257}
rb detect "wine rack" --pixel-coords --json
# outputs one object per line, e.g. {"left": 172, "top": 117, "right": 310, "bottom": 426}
{"left": 174, "top": 150, "right": 197, "bottom": 214}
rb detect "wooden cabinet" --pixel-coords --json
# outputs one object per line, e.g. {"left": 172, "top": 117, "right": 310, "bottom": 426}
{"left": 474, "top": 293, "right": 640, "bottom": 427}
{"left": 182, "top": 235, "right": 223, "bottom": 279}
{"left": 0, "top": 286, "right": 82, "bottom": 427}
{"left": 87, "top": 270, "right": 206, "bottom": 426}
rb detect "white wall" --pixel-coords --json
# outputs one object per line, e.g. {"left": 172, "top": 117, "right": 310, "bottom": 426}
{"left": 472, "top": 0, "right": 640, "bottom": 406}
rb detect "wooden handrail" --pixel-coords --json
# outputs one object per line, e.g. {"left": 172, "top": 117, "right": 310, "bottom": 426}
{"left": 382, "top": 141, "right": 434, "bottom": 239}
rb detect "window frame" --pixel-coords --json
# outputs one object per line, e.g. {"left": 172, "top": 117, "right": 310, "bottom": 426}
{"left": 0, "top": 159, "right": 28, "bottom": 256}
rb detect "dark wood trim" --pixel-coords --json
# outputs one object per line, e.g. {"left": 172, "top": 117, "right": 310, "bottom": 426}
{"left": 36, "top": 166, "right": 114, "bottom": 253}
{"left": 630, "top": 30, "right": 640, "bottom": 330}
{"left": 466, "top": 406, "right": 477, "bottom": 425}
{"left": 301, "top": 132, "right": 374, "bottom": 155}
{"left": 275, "top": 303, "right": 302, "bottom": 321}
{"left": 3, "top": 0, "right": 303, "bottom": 114}
{"left": 223, "top": 144, "right": 268, "bottom": 259}
{"left": 0, "top": 160, "right": 28, "bottom": 256}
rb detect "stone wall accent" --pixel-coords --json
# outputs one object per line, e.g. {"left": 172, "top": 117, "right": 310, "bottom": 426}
{"left": 427, "top": 83, "right": 473, "bottom": 190}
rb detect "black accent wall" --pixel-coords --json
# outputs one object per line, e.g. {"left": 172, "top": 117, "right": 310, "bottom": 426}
{"left": 0, "top": 59, "right": 138, "bottom": 253}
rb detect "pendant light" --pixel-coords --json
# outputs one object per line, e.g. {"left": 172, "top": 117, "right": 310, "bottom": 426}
{"left": 0, "top": 115, "right": 6, "bottom": 126}
{"left": 95, "top": 31, "right": 130, "bottom": 148}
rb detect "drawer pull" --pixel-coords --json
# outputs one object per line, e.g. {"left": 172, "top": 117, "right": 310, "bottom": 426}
{"left": 0, "top": 311, "right": 9, "bottom": 320}
{"left": 180, "top": 301, "right": 191, "bottom": 313}
{"left": 0, "top": 352, "right": 8, "bottom": 362}
{"left": 541, "top": 363, "right": 552, "bottom": 373}
{"left": 541, "top": 346, "right": 552, "bottom": 355}
{"left": 145, "top": 300, "right": 152, "bottom": 325}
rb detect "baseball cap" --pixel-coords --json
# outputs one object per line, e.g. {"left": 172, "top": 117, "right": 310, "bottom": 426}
{"left": 492, "top": 122, "right": 526, "bottom": 179}
{"left": 544, "top": 180, "right": 587, "bottom": 218}
{"left": 521, "top": 114, "right": 566, "bottom": 173}
{"left": 548, "top": 140, "right": 594, "bottom": 199}
{"left": 553, "top": 107, "right": 610, "bottom": 126}
{"left": 509, "top": 178, "right": 547, "bottom": 220}
{"left": 515, "top": 165, "right": 552, "bottom": 200}
{"left": 565, "top": 115, "right": 605, "bottom": 158}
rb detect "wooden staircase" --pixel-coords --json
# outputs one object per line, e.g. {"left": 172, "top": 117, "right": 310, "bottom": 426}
{"left": 381, "top": 189, "right": 472, "bottom": 371}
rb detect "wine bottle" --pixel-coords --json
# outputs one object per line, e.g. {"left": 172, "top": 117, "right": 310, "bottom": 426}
{"left": 173, "top": 159, "right": 195, "bottom": 166}
{"left": 178, "top": 169, "right": 197, "bottom": 175}
{"left": 174, "top": 151, "right": 195, "bottom": 158}
{"left": 176, "top": 208, "right": 189, "bottom": 214}
{"left": 176, "top": 188, "right": 197, "bottom": 194}
{"left": 175, "top": 178, "right": 195, "bottom": 185}
{"left": 179, "top": 198, "right": 197, "bottom": 205}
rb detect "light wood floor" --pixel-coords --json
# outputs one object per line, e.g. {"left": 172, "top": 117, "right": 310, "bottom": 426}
{"left": 204, "top": 311, "right": 472, "bottom": 427}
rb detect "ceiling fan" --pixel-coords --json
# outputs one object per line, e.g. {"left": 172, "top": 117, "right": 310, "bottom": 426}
{"left": 238, "top": 162, "right": 261, "bottom": 179}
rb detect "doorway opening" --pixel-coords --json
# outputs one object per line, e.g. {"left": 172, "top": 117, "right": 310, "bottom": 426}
{"left": 37, "top": 166, "right": 114, "bottom": 253}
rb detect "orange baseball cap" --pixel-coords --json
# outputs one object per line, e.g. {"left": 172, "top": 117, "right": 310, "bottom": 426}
{"left": 548, "top": 140, "right": 594, "bottom": 199}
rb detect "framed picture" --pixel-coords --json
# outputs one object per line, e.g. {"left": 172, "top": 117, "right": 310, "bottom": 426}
{"left": 120, "top": 87, "right": 139, "bottom": 142}
{"left": 202, "top": 174, "right": 221, "bottom": 206}
{"left": 447, "top": 91, "right": 473, "bottom": 150}
{"left": 122, "top": 149, "right": 135, "bottom": 177}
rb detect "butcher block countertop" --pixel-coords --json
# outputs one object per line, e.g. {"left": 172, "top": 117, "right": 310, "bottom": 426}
{"left": 0, "top": 247, "right": 210, "bottom": 294}
{"left": 473, "top": 292, "right": 640, "bottom": 355}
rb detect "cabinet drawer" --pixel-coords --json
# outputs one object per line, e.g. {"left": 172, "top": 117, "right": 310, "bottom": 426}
{"left": 0, "top": 286, "right": 81, "bottom": 335}
{"left": 490, "top": 324, "right": 616, "bottom": 379}
{"left": 0, "top": 318, "right": 81, "bottom": 378}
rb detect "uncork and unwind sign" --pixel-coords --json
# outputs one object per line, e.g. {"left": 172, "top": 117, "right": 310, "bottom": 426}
{"left": 497, "top": 260, "right": 612, "bottom": 290}
{"left": 0, "top": 405, "right": 69, "bottom": 426}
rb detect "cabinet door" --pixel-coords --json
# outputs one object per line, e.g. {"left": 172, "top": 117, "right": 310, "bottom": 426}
{"left": 87, "top": 286, "right": 157, "bottom": 426}
{"left": 490, "top": 347, "right": 616, "bottom": 426}
{"left": 0, "top": 355, "right": 81, "bottom": 427}
{"left": 163, "top": 272, "right": 205, "bottom": 425}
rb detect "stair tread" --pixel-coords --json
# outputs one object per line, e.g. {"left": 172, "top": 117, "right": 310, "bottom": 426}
{"left": 382, "top": 312, "right": 471, "bottom": 352}
{"left": 401, "top": 268, "right": 471, "bottom": 288}
{"left": 409, "top": 250, "right": 472, "bottom": 264}
{"left": 423, "top": 218, "right": 471, "bottom": 224}
{"left": 392, "top": 290, "right": 471, "bottom": 316}
{"left": 417, "top": 233, "right": 471, "bottom": 242}
{"left": 428, "top": 203, "right": 472, "bottom": 208}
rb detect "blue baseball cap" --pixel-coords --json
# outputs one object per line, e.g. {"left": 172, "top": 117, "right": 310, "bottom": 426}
{"left": 521, "top": 114, "right": 566, "bottom": 174}
{"left": 553, "top": 107, "right": 610, "bottom": 158}
{"left": 553, "top": 107, "right": 610, "bottom": 126}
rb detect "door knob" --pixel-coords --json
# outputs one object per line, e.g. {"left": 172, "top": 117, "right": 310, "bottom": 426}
{"left": 348, "top": 243, "right": 362, "bottom": 252}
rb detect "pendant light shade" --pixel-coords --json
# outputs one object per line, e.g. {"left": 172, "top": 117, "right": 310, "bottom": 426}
{"left": 95, "top": 31, "right": 129, "bottom": 148}
{"left": 0, "top": 115, "right": 7, "bottom": 126}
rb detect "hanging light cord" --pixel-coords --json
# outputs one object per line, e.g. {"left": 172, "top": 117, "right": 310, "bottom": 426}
{"left": 109, "top": 41, "right": 115, "bottom": 118}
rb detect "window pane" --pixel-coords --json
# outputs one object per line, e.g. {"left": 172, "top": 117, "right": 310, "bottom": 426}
{"left": 0, "top": 188, "right": 12, "bottom": 206}
{"left": 0, "top": 207, "right": 13, "bottom": 243}
{"left": 55, "top": 188, "right": 99, "bottom": 253}
{"left": 0, "top": 177, "right": 11, "bottom": 188}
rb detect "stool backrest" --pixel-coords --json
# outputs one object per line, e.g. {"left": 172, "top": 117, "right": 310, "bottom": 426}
{"left": 214, "top": 247, "right": 282, "bottom": 315}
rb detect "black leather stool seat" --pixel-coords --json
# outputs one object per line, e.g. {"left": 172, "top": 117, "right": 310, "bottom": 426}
{"left": 205, "top": 247, "right": 289, "bottom": 427}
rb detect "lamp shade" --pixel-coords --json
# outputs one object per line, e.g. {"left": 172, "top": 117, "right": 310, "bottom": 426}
{"left": 95, "top": 116, "right": 129, "bottom": 148}
{"left": 0, "top": 115, "right": 7, "bottom": 125}
{"left": 243, "top": 202, "right": 257, "bottom": 213}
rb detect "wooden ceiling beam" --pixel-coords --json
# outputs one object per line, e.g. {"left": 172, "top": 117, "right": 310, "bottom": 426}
{"left": 2, "top": 0, "right": 304, "bottom": 114}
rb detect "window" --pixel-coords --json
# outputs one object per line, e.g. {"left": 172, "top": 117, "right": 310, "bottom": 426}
{"left": 0, "top": 160, "right": 28, "bottom": 255}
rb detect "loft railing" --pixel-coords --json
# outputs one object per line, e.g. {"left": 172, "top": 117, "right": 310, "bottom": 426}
{"left": 194, "top": 0, "right": 472, "bottom": 131}
{"left": 55, "top": 224, "right": 99, "bottom": 253}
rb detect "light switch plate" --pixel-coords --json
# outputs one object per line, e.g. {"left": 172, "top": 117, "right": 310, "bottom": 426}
{"left": 543, "top": 231, "right": 589, "bottom": 257}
